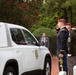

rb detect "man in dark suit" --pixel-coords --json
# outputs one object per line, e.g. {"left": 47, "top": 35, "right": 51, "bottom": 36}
{"left": 56, "top": 19, "right": 69, "bottom": 74}
{"left": 40, "top": 33, "right": 49, "bottom": 49}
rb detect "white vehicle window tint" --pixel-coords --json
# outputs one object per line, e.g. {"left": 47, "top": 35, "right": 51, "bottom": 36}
{"left": 22, "top": 30, "right": 37, "bottom": 45}
{"left": 10, "top": 28, "right": 25, "bottom": 45}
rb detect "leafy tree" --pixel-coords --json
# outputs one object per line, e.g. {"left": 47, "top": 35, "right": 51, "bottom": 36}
{"left": 31, "top": 0, "right": 76, "bottom": 30}
{"left": 30, "top": 2, "right": 57, "bottom": 32}
{"left": 46, "top": 0, "right": 76, "bottom": 25}
{"left": 0, "top": 0, "right": 23, "bottom": 25}
{"left": 0, "top": 0, "right": 43, "bottom": 29}
{"left": 30, "top": 16, "right": 57, "bottom": 32}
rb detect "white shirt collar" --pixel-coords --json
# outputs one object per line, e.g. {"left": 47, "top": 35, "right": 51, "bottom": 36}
{"left": 60, "top": 26, "right": 65, "bottom": 29}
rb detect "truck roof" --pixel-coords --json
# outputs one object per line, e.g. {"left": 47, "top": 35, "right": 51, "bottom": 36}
{"left": 0, "top": 22, "right": 28, "bottom": 30}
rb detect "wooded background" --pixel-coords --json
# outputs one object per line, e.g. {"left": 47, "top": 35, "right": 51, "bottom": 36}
{"left": 0, "top": 0, "right": 76, "bottom": 54}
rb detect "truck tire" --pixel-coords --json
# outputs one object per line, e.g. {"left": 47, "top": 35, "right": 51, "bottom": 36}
{"left": 3, "top": 66, "right": 16, "bottom": 75}
{"left": 43, "top": 59, "right": 51, "bottom": 75}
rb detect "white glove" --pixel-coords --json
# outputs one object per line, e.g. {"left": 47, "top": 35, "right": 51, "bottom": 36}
{"left": 67, "top": 54, "right": 72, "bottom": 57}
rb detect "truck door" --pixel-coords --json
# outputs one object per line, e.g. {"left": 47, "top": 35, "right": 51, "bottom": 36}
{"left": 10, "top": 28, "right": 38, "bottom": 73}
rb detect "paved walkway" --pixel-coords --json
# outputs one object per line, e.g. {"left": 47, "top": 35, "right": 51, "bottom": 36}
{"left": 51, "top": 57, "right": 59, "bottom": 75}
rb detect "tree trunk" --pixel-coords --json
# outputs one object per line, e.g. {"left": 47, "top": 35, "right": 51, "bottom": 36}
{"left": 43, "top": 0, "right": 46, "bottom": 4}
{"left": 63, "top": 8, "right": 68, "bottom": 23}
{"left": 69, "top": 7, "right": 72, "bottom": 24}
{"left": 71, "top": 9, "right": 72, "bottom": 24}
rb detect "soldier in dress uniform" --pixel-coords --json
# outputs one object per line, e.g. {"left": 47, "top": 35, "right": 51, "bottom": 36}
{"left": 56, "top": 19, "right": 69, "bottom": 75}
{"left": 67, "top": 26, "right": 76, "bottom": 75}
{"left": 66, "top": 23, "right": 72, "bottom": 52}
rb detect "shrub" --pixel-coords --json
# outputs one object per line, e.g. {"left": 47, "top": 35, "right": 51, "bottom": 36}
{"left": 33, "top": 27, "right": 57, "bottom": 37}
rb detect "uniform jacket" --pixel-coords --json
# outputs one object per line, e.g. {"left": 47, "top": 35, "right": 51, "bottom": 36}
{"left": 68, "top": 29, "right": 76, "bottom": 56}
{"left": 57, "top": 27, "right": 69, "bottom": 56}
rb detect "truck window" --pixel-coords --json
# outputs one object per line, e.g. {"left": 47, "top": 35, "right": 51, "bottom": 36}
{"left": 10, "top": 29, "right": 25, "bottom": 45}
{"left": 22, "top": 30, "right": 38, "bottom": 46}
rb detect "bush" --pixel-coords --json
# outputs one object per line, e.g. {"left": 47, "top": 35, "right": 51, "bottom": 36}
{"left": 33, "top": 27, "right": 57, "bottom": 37}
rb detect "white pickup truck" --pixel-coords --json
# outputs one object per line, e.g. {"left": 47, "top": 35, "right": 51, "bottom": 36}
{"left": 0, "top": 22, "right": 51, "bottom": 75}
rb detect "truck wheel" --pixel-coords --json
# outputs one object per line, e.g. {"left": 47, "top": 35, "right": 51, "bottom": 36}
{"left": 43, "top": 59, "right": 51, "bottom": 75}
{"left": 3, "top": 66, "right": 16, "bottom": 75}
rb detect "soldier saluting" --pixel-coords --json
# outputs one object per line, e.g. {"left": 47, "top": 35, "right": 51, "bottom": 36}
{"left": 56, "top": 19, "right": 69, "bottom": 75}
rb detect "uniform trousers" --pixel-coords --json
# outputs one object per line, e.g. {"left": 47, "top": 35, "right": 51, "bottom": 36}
{"left": 67, "top": 56, "right": 76, "bottom": 75}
